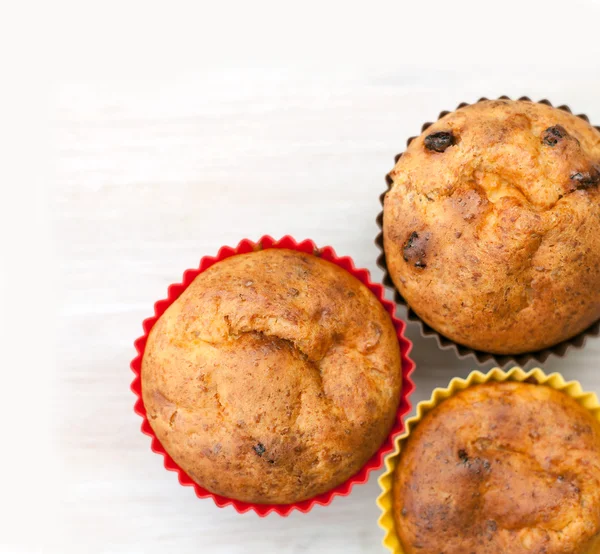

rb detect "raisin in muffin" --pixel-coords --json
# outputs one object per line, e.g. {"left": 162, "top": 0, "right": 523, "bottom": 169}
{"left": 393, "top": 381, "right": 600, "bottom": 554}
{"left": 383, "top": 99, "right": 600, "bottom": 354}
{"left": 142, "top": 248, "right": 402, "bottom": 504}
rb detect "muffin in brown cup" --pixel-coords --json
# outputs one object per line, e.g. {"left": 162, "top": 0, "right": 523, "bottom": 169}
{"left": 382, "top": 98, "right": 600, "bottom": 356}
{"left": 393, "top": 381, "right": 600, "bottom": 554}
{"left": 142, "top": 248, "right": 403, "bottom": 504}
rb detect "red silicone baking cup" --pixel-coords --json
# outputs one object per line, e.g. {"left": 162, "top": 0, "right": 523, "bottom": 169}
{"left": 131, "top": 235, "right": 415, "bottom": 516}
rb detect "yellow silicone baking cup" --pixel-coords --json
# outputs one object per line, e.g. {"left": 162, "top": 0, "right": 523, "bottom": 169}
{"left": 376, "top": 367, "right": 600, "bottom": 554}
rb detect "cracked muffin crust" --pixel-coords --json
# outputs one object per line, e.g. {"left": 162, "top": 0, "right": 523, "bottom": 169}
{"left": 383, "top": 99, "right": 600, "bottom": 354}
{"left": 142, "top": 249, "right": 402, "bottom": 504}
{"left": 393, "top": 381, "right": 600, "bottom": 554}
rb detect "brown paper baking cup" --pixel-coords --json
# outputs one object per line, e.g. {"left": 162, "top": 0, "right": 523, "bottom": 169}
{"left": 376, "top": 367, "right": 600, "bottom": 554}
{"left": 376, "top": 95, "right": 600, "bottom": 367}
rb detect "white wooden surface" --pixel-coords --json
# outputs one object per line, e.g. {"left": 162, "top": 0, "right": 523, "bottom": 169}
{"left": 33, "top": 2, "right": 600, "bottom": 552}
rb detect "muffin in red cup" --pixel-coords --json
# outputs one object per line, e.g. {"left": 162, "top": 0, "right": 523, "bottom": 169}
{"left": 131, "top": 236, "right": 415, "bottom": 516}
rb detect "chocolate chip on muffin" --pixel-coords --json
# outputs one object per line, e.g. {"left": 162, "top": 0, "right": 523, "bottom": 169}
{"left": 142, "top": 249, "right": 402, "bottom": 504}
{"left": 402, "top": 231, "right": 430, "bottom": 269}
{"left": 384, "top": 99, "right": 600, "bottom": 354}
{"left": 542, "top": 124, "right": 568, "bottom": 146}
{"left": 570, "top": 166, "right": 600, "bottom": 190}
{"left": 424, "top": 130, "right": 455, "bottom": 152}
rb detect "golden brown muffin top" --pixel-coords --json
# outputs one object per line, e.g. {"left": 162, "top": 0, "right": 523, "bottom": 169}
{"left": 142, "top": 248, "right": 401, "bottom": 504}
{"left": 393, "top": 382, "right": 600, "bottom": 554}
{"left": 384, "top": 100, "right": 600, "bottom": 354}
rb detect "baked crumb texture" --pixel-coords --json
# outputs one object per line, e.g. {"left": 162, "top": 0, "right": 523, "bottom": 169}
{"left": 384, "top": 100, "right": 600, "bottom": 354}
{"left": 394, "top": 381, "right": 600, "bottom": 554}
{"left": 142, "top": 249, "right": 401, "bottom": 504}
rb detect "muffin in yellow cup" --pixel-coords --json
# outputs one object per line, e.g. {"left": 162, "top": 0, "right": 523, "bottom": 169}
{"left": 377, "top": 367, "right": 600, "bottom": 554}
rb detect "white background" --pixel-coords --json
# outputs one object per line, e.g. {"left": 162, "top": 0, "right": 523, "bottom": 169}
{"left": 2, "top": 1, "right": 600, "bottom": 552}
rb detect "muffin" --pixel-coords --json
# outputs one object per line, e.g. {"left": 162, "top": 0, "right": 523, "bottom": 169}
{"left": 142, "top": 248, "right": 402, "bottom": 504}
{"left": 393, "top": 381, "right": 600, "bottom": 554}
{"left": 383, "top": 99, "right": 600, "bottom": 354}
